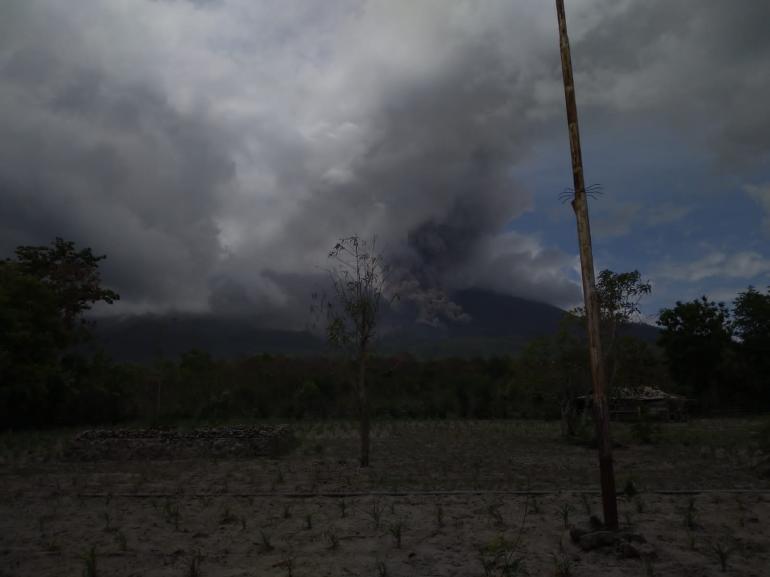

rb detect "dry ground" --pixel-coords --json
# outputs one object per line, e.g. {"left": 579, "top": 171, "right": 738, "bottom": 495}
{"left": 1, "top": 418, "right": 769, "bottom": 576}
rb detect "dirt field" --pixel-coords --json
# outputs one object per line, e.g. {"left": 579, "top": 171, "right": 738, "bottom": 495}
{"left": 1, "top": 419, "right": 769, "bottom": 576}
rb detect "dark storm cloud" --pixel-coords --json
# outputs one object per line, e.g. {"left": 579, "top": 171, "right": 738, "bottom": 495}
{"left": 1, "top": 0, "right": 767, "bottom": 323}
{"left": 572, "top": 0, "right": 770, "bottom": 165}
{"left": 0, "top": 6, "right": 235, "bottom": 310}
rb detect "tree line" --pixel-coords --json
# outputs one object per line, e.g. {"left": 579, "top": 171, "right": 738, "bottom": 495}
{"left": 1, "top": 238, "right": 768, "bottom": 432}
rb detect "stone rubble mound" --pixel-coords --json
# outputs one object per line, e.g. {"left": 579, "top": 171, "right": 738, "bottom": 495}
{"left": 64, "top": 425, "right": 296, "bottom": 461}
{"left": 569, "top": 524, "right": 656, "bottom": 559}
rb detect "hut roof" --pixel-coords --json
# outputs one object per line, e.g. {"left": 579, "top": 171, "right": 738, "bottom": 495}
{"left": 578, "top": 385, "right": 685, "bottom": 401}
{"left": 612, "top": 385, "right": 684, "bottom": 400}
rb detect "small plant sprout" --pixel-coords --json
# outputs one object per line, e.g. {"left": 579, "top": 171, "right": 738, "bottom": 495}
{"left": 163, "top": 499, "right": 180, "bottom": 530}
{"left": 220, "top": 505, "right": 237, "bottom": 525}
{"left": 186, "top": 552, "right": 203, "bottom": 577}
{"left": 258, "top": 530, "right": 274, "bottom": 553}
{"left": 488, "top": 502, "right": 505, "bottom": 527}
{"left": 579, "top": 493, "right": 591, "bottom": 516}
{"left": 368, "top": 500, "right": 383, "bottom": 529}
{"left": 472, "top": 458, "right": 482, "bottom": 488}
{"left": 623, "top": 478, "right": 638, "bottom": 499}
{"left": 682, "top": 497, "right": 698, "bottom": 530}
{"left": 642, "top": 554, "right": 655, "bottom": 577}
{"left": 436, "top": 503, "right": 445, "bottom": 528}
{"left": 478, "top": 534, "right": 526, "bottom": 577}
{"left": 280, "top": 552, "right": 295, "bottom": 577}
{"left": 388, "top": 520, "right": 404, "bottom": 548}
{"left": 552, "top": 543, "right": 574, "bottom": 577}
{"left": 324, "top": 529, "right": 340, "bottom": 550}
{"left": 499, "top": 550, "right": 526, "bottom": 577}
{"left": 709, "top": 538, "right": 735, "bottom": 572}
{"left": 557, "top": 502, "right": 573, "bottom": 529}
{"left": 80, "top": 546, "right": 97, "bottom": 577}
{"left": 43, "top": 539, "right": 60, "bottom": 553}
{"left": 478, "top": 548, "right": 497, "bottom": 577}
{"left": 115, "top": 531, "right": 127, "bottom": 552}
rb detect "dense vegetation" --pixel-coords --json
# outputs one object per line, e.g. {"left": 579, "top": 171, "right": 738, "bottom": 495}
{"left": 1, "top": 239, "right": 768, "bottom": 429}
{"left": 0, "top": 239, "right": 120, "bottom": 428}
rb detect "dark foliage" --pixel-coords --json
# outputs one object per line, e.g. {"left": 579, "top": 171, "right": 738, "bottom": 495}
{"left": 657, "top": 288, "right": 770, "bottom": 410}
{"left": 0, "top": 239, "right": 122, "bottom": 428}
{"left": 3, "top": 237, "right": 768, "bottom": 429}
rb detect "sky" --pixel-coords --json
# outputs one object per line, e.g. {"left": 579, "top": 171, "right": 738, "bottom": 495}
{"left": 1, "top": 0, "right": 769, "bottom": 328}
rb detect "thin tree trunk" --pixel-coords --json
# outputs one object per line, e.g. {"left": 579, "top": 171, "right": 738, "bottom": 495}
{"left": 560, "top": 398, "right": 572, "bottom": 438}
{"left": 605, "top": 319, "right": 618, "bottom": 390}
{"left": 561, "top": 396, "right": 580, "bottom": 438}
{"left": 358, "top": 352, "right": 370, "bottom": 467}
{"left": 560, "top": 376, "right": 577, "bottom": 439}
{"left": 156, "top": 379, "right": 161, "bottom": 422}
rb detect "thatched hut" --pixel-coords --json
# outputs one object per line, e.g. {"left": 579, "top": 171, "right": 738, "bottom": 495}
{"left": 577, "top": 386, "right": 689, "bottom": 422}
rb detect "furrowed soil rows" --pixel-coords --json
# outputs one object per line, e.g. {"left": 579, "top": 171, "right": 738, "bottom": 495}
{"left": 1, "top": 419, "right": 768, "bottom": 576}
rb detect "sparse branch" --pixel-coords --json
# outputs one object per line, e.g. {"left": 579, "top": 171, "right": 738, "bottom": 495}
{"left": 316, "top": 234, "right": 390, "bottom": 467}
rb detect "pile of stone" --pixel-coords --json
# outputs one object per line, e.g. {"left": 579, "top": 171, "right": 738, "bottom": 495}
{"left": 569, "top": 522, "right": 656, "bottom": 560}
{"left": 64, "top": 425, "right": 296, "bottom": 461}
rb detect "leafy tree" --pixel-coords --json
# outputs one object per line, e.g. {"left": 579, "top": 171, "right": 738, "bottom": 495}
{"left": 573, "top": 269, "right": 652, "bottom": 388}
{"left": 733, "top": 286, "right": 770, "bottom": 344}
{"left": 315, "top": 235, "right": 391, "bottom": 466}
{"left": 0, "top": 263, "right": 63, "bottom": 424}
{"left": 13, "top": 237, "right": 119, "bottom": 340}
{"left": 657, "top": 296, "right": 732, "bottom": 407}
{"left": 563, "top": 269, "right": 654, "bottom": 440}
{"left": 732, "top": 286, "right": 770, "bottom": 404}
{"left": 594, "top": 270, "right": 651, "bottom": 322}
{"left": 512, "top": 319, "right": 590, "bottom": 437}
{"left": 610, "top": 336, "right": 670, "bottom": 392}
{"left": 0, "top": 238, "right": 119, "bottom": 427}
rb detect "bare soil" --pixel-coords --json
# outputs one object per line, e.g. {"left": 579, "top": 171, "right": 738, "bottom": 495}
{"left": 1, "top": 419, "right": 768, "bottom": 576}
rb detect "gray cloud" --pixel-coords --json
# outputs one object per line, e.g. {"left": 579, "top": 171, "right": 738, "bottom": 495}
{"left": 0, "top": 53, "right": 235, "bottom": 309}
{"left": 1, "top": 0, "right": 767, "bottom": 326}
{"left": 657, "top": 251, "right": 770, "bottom": 283}
{"left": 745, "top": 183, "right": 770, "bottom": 232}
{"left": 572, "top": 0, "right": 770, "bottom": 166}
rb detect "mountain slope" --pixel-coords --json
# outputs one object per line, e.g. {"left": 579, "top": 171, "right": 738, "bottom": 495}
{"left": 91, "top": 289, "right": 659, "bottom": 361}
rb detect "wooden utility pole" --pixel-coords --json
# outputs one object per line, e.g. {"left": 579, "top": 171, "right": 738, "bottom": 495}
{"left": 554, "top": 0, "right": 618, "bottom": 530}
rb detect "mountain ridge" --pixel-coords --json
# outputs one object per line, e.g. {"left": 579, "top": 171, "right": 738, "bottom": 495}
{"left": 91, "top": 288, "right": 659, "bottom": 362}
